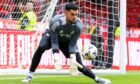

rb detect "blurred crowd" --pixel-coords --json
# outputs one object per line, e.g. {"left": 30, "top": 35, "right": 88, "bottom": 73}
{"left": 0, "top": 0, "right": 139, "bottom": 38}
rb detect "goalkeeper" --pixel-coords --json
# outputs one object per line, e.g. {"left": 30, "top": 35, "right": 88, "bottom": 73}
{"left": 22, "top": 3, "right": 111, "bottom": 84}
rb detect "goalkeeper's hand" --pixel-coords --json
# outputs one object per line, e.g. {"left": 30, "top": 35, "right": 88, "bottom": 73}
{"left": 54, "top": 53, "right": 62, "bottom": 70}
{"left": 70, "top": 54, "right": 78, "bottom": 76}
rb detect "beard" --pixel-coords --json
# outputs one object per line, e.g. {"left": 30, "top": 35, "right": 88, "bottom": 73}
{"left": 68, "top": 19, "right": 76, "bottom": 24}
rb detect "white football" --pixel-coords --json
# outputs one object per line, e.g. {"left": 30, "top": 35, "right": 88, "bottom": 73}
{"left": 82, "top": 44, "right": 98, "bottom": 60}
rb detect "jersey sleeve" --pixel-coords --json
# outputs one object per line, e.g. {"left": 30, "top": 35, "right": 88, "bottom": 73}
{"left": 49, "top": 20, "right": 60, "bottom": 53}
{"left": 69, "top": 21, "right": 84, "bottom": 53}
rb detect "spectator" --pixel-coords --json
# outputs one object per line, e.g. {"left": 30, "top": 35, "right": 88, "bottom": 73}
{"left": 115, "top": 22, "right": 120, "bottom": 37}
{"left": 137, "top": 14, "right": 140, "bottom": 28}
{"left": 17, "top": 2, "right": 37, "bottom": 30}
{"left": 89, "top": 19, "right": 105, "bottom": 69}
{"left": 0, "top": 4, "right": 11, "bottom": 19}
{"left": 12, "top": 2, "right": 23, "bottom": 20}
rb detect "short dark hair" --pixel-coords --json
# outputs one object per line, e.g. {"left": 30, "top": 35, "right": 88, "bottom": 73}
{"left": 65, "top": 3, "right": 79, "bottom": 11}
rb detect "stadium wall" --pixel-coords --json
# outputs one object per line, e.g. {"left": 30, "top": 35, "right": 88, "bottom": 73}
{"left": 0, "top": 20, "right": 140, "bottom": 70}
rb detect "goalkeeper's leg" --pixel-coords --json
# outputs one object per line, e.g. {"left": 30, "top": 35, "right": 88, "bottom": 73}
{"left": 76, "top": 52, "right": 96, "bottom": 78}
{"left": 76, "top": 52, "right": 111, "bottom": 84}
{"left": 22, "top": 30, "right": 51, "bottom": 82}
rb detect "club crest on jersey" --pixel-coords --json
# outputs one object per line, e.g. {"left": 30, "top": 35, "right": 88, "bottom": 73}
{"left": 46, "top": 33, "right": 50, "bottom": 37}
{"left": 59, "top": 30, "right": 63, "bottom": 33}
{"left": 71, "top": 31, "right": 75, "bottom": 34}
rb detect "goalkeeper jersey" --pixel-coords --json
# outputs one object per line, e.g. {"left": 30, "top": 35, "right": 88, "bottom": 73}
{"left": 49, "top": 14, "right": 84, "bottom": 54}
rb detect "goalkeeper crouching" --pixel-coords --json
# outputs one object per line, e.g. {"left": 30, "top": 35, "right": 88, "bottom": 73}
{"left": 22, "top": 3, "right": 111, "bottom": 84}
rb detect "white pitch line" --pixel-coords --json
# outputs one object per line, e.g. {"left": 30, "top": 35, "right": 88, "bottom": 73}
{"left": 0, "top": 75, "right": 71, "bottom": 80}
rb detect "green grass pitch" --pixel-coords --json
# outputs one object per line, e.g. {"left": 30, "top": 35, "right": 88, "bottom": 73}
{"left": 0, "top": 71, "right": 140, "bottom": 84}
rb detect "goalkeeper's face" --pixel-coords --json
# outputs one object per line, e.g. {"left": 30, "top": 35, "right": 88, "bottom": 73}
{"left": 65, "top": 9, "right": 78, "bottom": 23}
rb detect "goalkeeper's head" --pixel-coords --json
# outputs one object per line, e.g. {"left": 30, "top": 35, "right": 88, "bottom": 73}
{"left": 64, "top": 3, "right": 79, "bottom": 23}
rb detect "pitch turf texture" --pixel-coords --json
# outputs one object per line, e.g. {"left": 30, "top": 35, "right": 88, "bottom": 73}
{"left": 0, "top": 71, "right": 140, "bottom": 84}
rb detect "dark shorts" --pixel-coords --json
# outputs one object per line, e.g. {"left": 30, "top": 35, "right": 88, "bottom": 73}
{"left": 59, "top": 42, "right": 71, "bottom": 58}
{"left": 39, "top": 29, "right": 51, "bottom": 50}
{"left": 40, "top": 29, "right": 74, "bottom": 58}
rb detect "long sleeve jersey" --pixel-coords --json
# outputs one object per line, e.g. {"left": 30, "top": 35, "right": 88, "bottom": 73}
{"left": 49, "top": 14, "right": 84, "bottom": 54}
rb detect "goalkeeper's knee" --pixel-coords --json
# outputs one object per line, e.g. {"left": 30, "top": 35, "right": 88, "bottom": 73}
{"left": 78, "top": 65, "right": 88, "bottom": 72}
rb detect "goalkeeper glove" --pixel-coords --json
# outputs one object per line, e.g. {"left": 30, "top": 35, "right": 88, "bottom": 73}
{"left": 70, "top": 54, "right": 78, "bottom": 76}
{"left": 54, "top": 53, "right": 62, "bottom": 70}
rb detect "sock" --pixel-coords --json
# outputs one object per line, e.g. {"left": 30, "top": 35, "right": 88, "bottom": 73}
{"left": 27, "top": 71, "right": 34, "bottom": 78}
{"left": 95, "top": 76, "right": 100, "bottom": 81}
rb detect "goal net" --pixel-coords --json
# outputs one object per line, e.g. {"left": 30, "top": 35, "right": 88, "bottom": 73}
{"left": 0, "top": 0, "right": 126, "bottom": 74}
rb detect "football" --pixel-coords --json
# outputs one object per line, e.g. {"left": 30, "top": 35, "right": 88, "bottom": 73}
{"left": 82, "top": 44, "right": 98, "bottom": 60}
